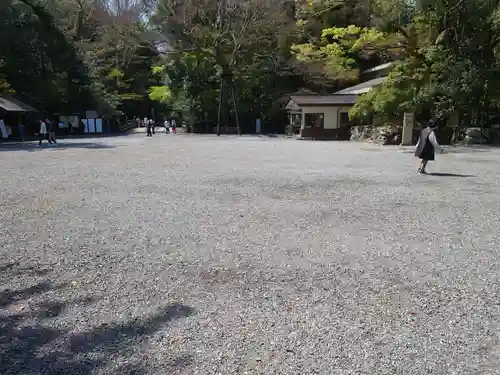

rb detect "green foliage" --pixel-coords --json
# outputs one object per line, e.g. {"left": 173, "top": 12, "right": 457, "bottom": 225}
{"left": 347, "top": 0, "right": 500, "bottom": 128}
{"left": 0, "top": 59, "right": 13, "bottom": 94}
{"left": 148, "top": 85, "right": 172, "bottom": 104}
{"left": 3, "top": 0, "right": 499, "bottom": 132}
{"left": 350, "top": 57, "right": 426, "bottom": 119}
{"left": 0, "top": 0, "right": 161, "bottom": 116}
{"left": 292, "top": 25, "right": 391, "bottom": 82}
{"left": 151, "top": 66, "right": 165, "bottom": 76}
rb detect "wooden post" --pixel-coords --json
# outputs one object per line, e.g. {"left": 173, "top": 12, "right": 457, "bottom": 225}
{"left": 216, "top": 78, "right": 223, "bottom": 136}
{"left": 230, "top": 81, "right": 241, "bottom": 136}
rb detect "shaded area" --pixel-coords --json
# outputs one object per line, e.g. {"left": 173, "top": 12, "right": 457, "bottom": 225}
{"left": 0, "top": 266, "right": 194, "bottom": 375}
{"left": 0, "top": 142, "right": 115, "bottom": 152}
{"left": 427, "top": 172, "right": 475, "bottom": 177}
{"left": 0, "top": 280, "right": 56, "bottom": 307}
{"left": 0, "top": 262, "right": 50, "bottom": 277}
{"left": 402, "top": 147, "right": 492, "bottom": 154}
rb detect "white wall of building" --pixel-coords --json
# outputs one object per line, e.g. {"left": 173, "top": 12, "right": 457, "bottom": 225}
{"left": 301, "top": 105, "right": 353, "bottom": 129}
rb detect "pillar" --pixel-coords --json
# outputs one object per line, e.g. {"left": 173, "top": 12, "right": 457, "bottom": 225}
{"left": 401, "top": 112, "right": 414, "bottom": 146}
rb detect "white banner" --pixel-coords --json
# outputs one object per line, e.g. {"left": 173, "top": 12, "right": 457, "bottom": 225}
{"left": 0, "top": 119, "right": 7, "bottom": 139}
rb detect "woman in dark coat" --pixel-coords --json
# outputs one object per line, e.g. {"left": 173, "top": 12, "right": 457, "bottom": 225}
{"left": 415, "top": 120, "right": 443, "bottom": 174}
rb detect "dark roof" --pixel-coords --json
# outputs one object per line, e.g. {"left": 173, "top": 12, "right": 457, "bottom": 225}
{"left": 335, "top": 76, "right": 387, "bottom": 95}
{"left": 0, "top": 96, "right": 38, "bottom": 112}
{"left": 288, "top": 94, "right": 359, "bottom": 106}
{"left": 275, "top": 89, "right": 319, "bottom": 104}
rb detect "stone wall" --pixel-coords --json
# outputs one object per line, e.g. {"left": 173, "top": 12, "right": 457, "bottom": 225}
{"left": 350, "top": 124, "right": 500, "bottom": 145}
{"left": 350, "top": 124, "right": 402, "bottom": 145}
{"left": 457, "top": 127, "right": 500, "bottom": 145}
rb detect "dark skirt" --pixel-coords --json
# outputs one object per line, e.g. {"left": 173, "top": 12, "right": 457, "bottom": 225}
{"left": 415, "top": 141, "right": 435, "bottom": 161}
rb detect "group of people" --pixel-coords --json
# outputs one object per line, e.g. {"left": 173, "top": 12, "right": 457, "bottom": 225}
{"left": 138, "top": 117, "right": 177, "bottom": 137}
{"left": 38, "top": 118, "right": 58, "bottom": 145}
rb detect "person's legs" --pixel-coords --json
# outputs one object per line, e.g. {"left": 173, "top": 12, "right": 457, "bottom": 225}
{"left": 419, "top": 160, "right": 428, "bottom": 173}
{"left": 39, "top": 133, "right": 43, "bottom": 145}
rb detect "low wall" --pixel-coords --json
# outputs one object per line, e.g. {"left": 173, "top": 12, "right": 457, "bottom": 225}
{"left": 350, "top": 124, "right": 458, "bottom": 145}
{"left": 456, "top": 127, "right": 500, "bottom": 145}
{"left": 299, "top": 127, "right": 350, "bottom": 140}
{"left": 350, "top": 125, "right": 403, "bottom": 145}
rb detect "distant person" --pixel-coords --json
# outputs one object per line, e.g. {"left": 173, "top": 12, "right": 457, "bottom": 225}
{"left": 18, "top": 123, "right": 25, "bottom": 141}
{"left": 38, "top": 120, "right": 51, "bottom": 145}
{"left": 146, "top": 119, "right": 152, "bottom": 137}
{"left": 415, "top": 120, "right": 443, "bottom": 174}
{"left": 164, "top": 119, "right": 170, "bottom": 134}
{"left": 171, "top": 119, "right": 176, "bottom": 134}
{"left": 143, "top": 117, "right": 149, "bottom": 128}
{"left": 47, "top": 118, "right": 57, "bottom": 144}
{"left": 150, "top": 118, "right": 155, "bottom": 135}
{"left": 136, "top": 117, "right": 141, "bottom": 128}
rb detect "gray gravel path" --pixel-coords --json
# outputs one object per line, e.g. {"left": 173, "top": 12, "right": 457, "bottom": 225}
{"left": 1, "top": 135, "right": 500, "bottom": 374}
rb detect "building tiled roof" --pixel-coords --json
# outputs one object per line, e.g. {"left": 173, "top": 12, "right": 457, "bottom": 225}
{"left": 335, "top": 76, "right": 387, "bottom": 95}
{"left": 361, "top": 62, "right": 394, "bottom": 74}
{"left": 0, "top": 96, "right": 38, "bottom": 112}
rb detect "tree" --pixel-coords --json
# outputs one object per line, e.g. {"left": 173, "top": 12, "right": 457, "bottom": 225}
{"left": 0, "top": 0, "right": 160, "bottom": 117}
{"left": 291, "top": 25, "right": 392, "bottom": 85}
{"left": 349, "top": 0, "right": 500, "bottom": 128}
{"left": 147, "top": 0, "right": 297, "bottom": 132}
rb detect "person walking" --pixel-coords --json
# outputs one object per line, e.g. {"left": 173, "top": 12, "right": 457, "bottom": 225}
{"left": 171, "top": 119, "right": 176, "bottom": 134}
{"left": 164, "top": 119, "right": 170, "bottom": 134}
{"left": 415, "top": 119, "right": 443, "bottom": 174}
{"left": 47, "top": 118, "right": 57, "bottom": 144}
{"left": 38, "top": 120, "right": 51, "bottom": 146}
{"left": 18, "top": 123, "right": 25, "bottom": 141}
{"left": 146, "top": 119, "right": 152, "bottom": 137}
{"left": 150, "top": 118, "right": 155, "bottom": 135}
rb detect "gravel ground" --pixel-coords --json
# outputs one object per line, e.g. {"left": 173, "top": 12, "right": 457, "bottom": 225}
{"left": 1, "top": 135, "right": 500, "bottom": 374}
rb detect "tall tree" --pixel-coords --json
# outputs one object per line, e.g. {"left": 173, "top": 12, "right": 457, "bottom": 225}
{"left": 147, "top": 0, "right": 298, "bottom": 131}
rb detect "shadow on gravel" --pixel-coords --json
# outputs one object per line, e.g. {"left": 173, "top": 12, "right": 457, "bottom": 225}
{"left": 0, "top": 268, "right": 194, "bottom": 375}
{"left": 427, "top": 172, "right": 475, "bottom": 177}
{"left": 0, "top": 142, "right": 115, "bottom": 152}
{"left": 0, "top": 262, "right": 50, "bottom": 277}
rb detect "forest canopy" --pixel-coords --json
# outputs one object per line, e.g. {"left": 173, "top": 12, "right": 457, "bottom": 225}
{"left": 2, "top": 0, "right": 500, "bottom": 130}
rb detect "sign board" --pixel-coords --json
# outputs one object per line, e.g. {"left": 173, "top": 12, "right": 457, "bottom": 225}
{"left": 82, "top": 119, "right": 89, "bottom": 133}
{"left": 0, "top": 119, "right": 7, "bottom": 139}
{"left": 87, "top": 119, "right": 96, "bottom": 133}
{"left": 256, "top": 118, "right": 261, "bottom": 134}
{"left": 403, "top": 112, "right": 414, "bottom": 126}
{"left": 60, "top": 115, "right": 79, "bottom": 129}
{"left": 95, "top": 119, "right": 103, "bottom": 132}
